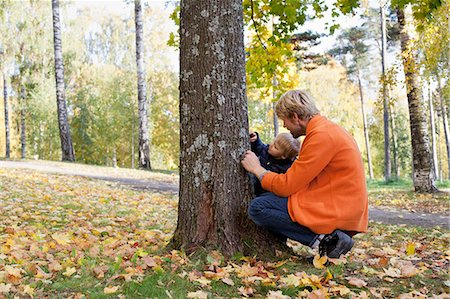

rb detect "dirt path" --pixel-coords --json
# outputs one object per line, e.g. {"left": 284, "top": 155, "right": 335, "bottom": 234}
{"left": 1, "top": 160, "right": 448, "bottom": 229}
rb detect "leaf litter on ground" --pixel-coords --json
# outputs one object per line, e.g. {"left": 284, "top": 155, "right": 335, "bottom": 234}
{"left": 0, "top": 167, "right": 448, "bottom": 298}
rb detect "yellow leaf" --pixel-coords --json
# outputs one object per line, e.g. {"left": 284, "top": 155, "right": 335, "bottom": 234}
{"left": 324, "top": 269, "right": 333, "bottom": 282}
{"left": 23, "top": 285, "right": 34, "bottom": 298}
{"left": 406, "top": 242, "right": 415, "bottom": 256}
{"left": 313, "top": 254, "right": 327, "bottom": 269}
{"left": 136, "top": 248, "right": 148, "bottom": 257}
{"left": 51, "top": 232, "right": 72, "bottom": 246}
{"left": 279, "top": 274, "right": 302, "bottom": 287}
{"left": 273, "top": 260, "right": 288, "bottom": 268}
{"left": 103, "top": 286, "right": 119, "bottom": 294}
{"left": 63, "top": 267, "right": 76, "bottom": 277}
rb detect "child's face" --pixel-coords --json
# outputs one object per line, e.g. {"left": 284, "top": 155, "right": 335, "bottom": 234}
{"left": 268, "top": 142, "right": 285, "bottom": 159}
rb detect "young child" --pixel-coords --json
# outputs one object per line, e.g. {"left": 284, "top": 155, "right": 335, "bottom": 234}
{"left": 250, "top": 131, "right": 300, "bottom": 195}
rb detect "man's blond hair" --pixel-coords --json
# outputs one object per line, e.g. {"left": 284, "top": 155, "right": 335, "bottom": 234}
{"left": 274, "top": 133, "right": 301, "bottom": 159}
{"left": 275, "top": 90, "right": 320, "bottom": 120}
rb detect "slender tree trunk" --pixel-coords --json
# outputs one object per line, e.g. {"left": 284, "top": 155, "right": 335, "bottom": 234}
{"left": 170, "top": 0, "right": 288, "bottom": 257}
{"left": 397, "top": 8, "right": 437, "bottom": 192}
{"left": 380, "top": 4, "right": 391, "bottom": 181}
{"left": 113, "top": 145, "right": 117, "bottom": 168}
{"left": 272, "top": 75, "right": 279, "bottom": 137}
{"left": 428, "top": 82, "right": 439, "bottom": 180}
{"left": 357, "top": 70, "right": 373, "bottom": 179}
{"left": 20, "top": 85, "right": 26, "bottom": 159}
{"left": 389, "top": 105, "right": 400, "bottom": 178}
{"left": 131, "top": 105, "right": 135, "bottom": 169}
{"left": 134, "top": 0, "right": 151, "bottom": 170}
{"left": 3, "top": 74, "right": 10, "bottom": 159}
{"left": 52, "top": 0, "right": 75, "bottom": 162}
{"left": 435, "top": 72, "right": 450, "bottom": 179}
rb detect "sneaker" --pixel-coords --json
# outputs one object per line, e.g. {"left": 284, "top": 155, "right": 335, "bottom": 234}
{"left": 319, "top": 230, "right": 354, "bottom": 258}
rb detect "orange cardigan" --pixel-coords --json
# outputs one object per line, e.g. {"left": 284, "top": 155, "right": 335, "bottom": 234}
{"left": 261, "top": 115, "right": 368, "bottom": 234}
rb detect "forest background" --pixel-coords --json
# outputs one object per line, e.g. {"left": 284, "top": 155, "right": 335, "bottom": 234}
{"left": 0, "top": 0, "right": 449, "bottom": 182}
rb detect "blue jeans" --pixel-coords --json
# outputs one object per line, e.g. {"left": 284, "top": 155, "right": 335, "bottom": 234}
{"left": 248, "top": 192, "right": 318, "bottom": 247}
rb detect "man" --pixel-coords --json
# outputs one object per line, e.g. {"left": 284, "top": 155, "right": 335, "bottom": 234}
{"left": 241, "top": 90, "right": 368, "bottom": 258}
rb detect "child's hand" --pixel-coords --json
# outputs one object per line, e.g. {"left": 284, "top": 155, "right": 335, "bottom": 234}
{"left": 249, "top": 131, "right": 257, "bottom": 143}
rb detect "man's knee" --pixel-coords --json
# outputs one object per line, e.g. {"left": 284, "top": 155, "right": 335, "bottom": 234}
{"left": 248, "top": 197, "right": 268, "bottom": 224}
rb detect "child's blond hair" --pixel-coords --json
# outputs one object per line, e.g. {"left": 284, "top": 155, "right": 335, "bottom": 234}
{"left": 274, "top": 133, "right": 301, "bottom": 159}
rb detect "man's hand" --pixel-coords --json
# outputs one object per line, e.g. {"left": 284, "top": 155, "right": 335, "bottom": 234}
{"left": 241, "top": 150, "right": 267, "bottom": 178}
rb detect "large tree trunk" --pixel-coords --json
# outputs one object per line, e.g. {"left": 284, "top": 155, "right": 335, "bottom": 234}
{"left": 428, "top": 83, "right": 439, "bottom": 180}
{"left": 396, "top": 8, "right": 437, "bottom": 192}
{"left": 170, "top": 0, "right": 288, "bottom": 257}
{"left": 52, "top": 0, "right": 75, "bottom": 162}
{"left": 3, "top": 74, "right": 10, "bottom": 159}
{"left": 435, "top": 72, "right": 450, "bottom": 179}
{"left": 357, "top": 70, "right": 373, "bottom": 179}
{"left": 380, "top": 4, "right": 391, "bottom": 181}
{"left": 134, "top": 0, "right": 151, "bottom": 170}
{"left": 20, "top": 85, "right": 26, "bottom": 159}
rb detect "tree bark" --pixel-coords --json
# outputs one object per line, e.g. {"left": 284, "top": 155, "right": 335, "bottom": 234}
{"left": 3, "top": 74, "right": 10, "bottom": 159}
{"left": 52, "top": 0, "right": 75, "bottom": 162}
{"left": 428, "top": 82, "right": 439, "bottom": 180}
{"left": 389, "top": 105, "right": 400, "bottom": 178}
{"left": 170, "top": 0, "right": 289, "bottom": 258}
{"left": 357, "top": 70, "right": 373, "bottom": 179}
{"left": 396, "top": 8, "right": 437, "bottom": 192}
{"left": 20, "top": 85, "right": 26, "bottom": 159}
{"left": 380, "top": 4, "right": 391, "bottom": 181}
{"left": 435, "top": 72, "right": 450, "bottom": 179}
{"left": 134, "top": 0, "right": 151, "bottom": 170}
{"left": 131, "top": 104, "right": 136, "bottom": 169}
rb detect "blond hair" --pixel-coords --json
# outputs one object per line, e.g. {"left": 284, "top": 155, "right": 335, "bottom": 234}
{"left": 274, "top": 133, "right": 301, "bottom": 159}
{"left": 275, "top": 90, "right": 320, "bottom": 120}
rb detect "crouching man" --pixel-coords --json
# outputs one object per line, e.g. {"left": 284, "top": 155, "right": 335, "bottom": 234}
{"left": 241, "top": 90, "right": 368, "bottom": 258}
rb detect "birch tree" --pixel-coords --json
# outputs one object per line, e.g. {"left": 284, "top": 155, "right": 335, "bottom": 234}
{"left": 134, "top": 0, "right": 151, "bottom": 169}
{"left": 51, "top": 0, "right": 75, "bottom": 161}
{"left": 396, "top": 7, "right": 437, "bottom": 192}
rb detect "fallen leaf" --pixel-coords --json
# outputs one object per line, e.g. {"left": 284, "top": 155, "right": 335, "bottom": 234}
{"left": 221, "top": 277, "right": 234, "bottom": 286}
{"left": 266, "top": 290, "right": 291, "bottom": 299}
{"left": 400, "top": 264, "right": 419, "bottom": 277}
{"left": 347, "top": 277, "right": 368, "bottom": 287}
{"left": 187, "top": 290, "right": 208, "bottom": 299}
{"left": 23, "top": 285, "right": 34, "bottom": 298}
{"left": 51, "top": 232, "right": 72, "bottom": 246}
{"left": 0, "top": 283, "right": 12, "bottom": 293}
{"left": 313, "top": 254, "right": 327, "bottom": 269}
{"left": 238, "top": 286, "right": 254, "bottom": 297}
{"left": 104, "top": 286, "right": 119, "bottom": 294}
{"left": 63, "top": 267, "right": 77, "bottom": 277}
{"left": 384, "top": 267, "right": 401, "bottom": 278}
{"left": 406, "top": 242, "right": 415, "bottom": 256}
